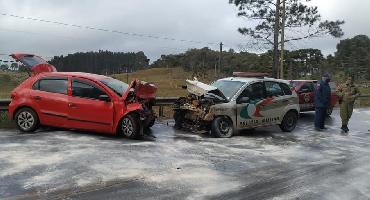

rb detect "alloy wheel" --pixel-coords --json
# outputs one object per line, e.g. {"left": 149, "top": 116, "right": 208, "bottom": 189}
{"left": 122, "top": 118, "right": 134, "bottom": 137}
{"left": 17, "top": 111, "right": 35, "bottom": 131}
{"left": 218, "top": 119, "right": 231, "bottom": 135}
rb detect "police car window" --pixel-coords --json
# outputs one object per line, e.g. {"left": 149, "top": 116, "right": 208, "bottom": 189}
{"left": 72, "top": 79, "right": 107, "bottom": 100}
{"left": 265, "top": 81, "right": 284, "bottom": 97}
{"left": 239, "top": 82, "right": 265, "bottom": 101}
{"left": 280, "top": 83, "right": 292, "bottom": 95}
{"left": 36, "top": 78, "right": 68, "bottom": 95}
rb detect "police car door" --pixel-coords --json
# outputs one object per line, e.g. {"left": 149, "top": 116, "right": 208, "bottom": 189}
{"left": 236, "top": 82, "right": 266, "bottom": 129}
{"left": 298, "top": 82, "right": 315, "bottom": 111}
{"left": 263, "top": 81, "right": 287, "bottom": 125}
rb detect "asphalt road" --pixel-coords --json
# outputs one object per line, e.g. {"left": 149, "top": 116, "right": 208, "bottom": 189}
{"left": 1, "top": 109, "right": 370, "bottom": 200}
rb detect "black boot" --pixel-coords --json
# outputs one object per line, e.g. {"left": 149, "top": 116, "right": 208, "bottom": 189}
{"left": 344, "top": 125, "right": 349, "bottom": 133}
{"left": 341, "top": 125, "right": 346, "bottom": 132}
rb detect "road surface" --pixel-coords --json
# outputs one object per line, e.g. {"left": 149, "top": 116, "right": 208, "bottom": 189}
{"left": 1, "top": 109, "right": 370, "bottom": 200}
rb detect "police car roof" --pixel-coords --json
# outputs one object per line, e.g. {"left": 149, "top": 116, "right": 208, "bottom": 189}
{"left": 220, "top": 77, "right": 289, "bottom": 84}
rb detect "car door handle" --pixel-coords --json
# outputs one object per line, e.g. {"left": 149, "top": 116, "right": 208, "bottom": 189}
{"left": 32, "top": 96, "right": 42, "bottom": 101}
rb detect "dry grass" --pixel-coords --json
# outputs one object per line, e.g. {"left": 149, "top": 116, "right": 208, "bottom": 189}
{"left": 0, "top": 68, "right": 218, "bottom": 98}
{"left": 113, "top": 67, "right": 217, "bottom": 97}
{"left": 0, "top": 71, "right": 29, "bottom": 98}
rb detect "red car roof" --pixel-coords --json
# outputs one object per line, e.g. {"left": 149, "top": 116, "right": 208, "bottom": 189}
{"left": 37, "top": 72, "right": 113, "bottom": 81}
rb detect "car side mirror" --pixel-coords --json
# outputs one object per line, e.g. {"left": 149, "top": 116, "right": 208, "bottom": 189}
{"left": 99, "top": 94, "right": 111, "bottom": 102}
{"left": 238, "top": 97, "right": 250, "bottom": 104}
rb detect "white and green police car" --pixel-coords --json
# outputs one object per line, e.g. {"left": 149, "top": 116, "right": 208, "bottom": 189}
{"left": 173, "top": 76, "right": 300, "bottom": 138}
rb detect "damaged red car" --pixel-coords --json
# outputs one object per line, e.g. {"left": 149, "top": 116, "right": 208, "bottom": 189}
{"left": 8, "top": 53, "right": 157, "bottom": 139}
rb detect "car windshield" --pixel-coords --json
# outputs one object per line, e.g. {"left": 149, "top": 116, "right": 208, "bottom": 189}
{"left": 211, "top": 80, "right": 245, "bottom": 100}
{"left": 100, "top": 78, "right": 129, "bottom": 96}
{"left": 20, "top": 55, "right": 47, "bottom": 67}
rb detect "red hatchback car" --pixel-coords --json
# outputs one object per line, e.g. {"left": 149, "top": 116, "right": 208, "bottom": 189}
{"left": 8, "top": 53, "right": 157, "bottom": 139}
{"left": 290, "top": 80, "right": 338, "bottom": 116}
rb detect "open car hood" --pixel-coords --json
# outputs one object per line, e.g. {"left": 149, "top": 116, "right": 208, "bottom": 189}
{"left": 186, "top": 79, "right": 228, "bottom": 101}
{"left": 186, "top": 80, "right": 218, "bottom": 96}
{"left": 123, "top": 80, "right": 157, "bottom": 100}
{"left": 10, "top": 53, "right": 57, "bottom": 75}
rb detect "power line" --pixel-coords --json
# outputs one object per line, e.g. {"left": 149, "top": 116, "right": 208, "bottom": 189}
{"left": 0, "top": 13, "right": 219, "bottom": 46}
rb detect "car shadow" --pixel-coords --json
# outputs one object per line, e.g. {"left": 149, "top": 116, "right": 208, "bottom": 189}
{"left": 29, "top": 126, "right": 156, "bottom": 142}
{"left": 238, "top": 127, "right": 299, "bottom": 143}
{"left": 299, "top": 112, "right": 336, "bottom": 126}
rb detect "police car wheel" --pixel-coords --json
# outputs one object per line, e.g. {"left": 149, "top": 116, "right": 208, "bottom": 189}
{"left": 279, "top": 111, "right": 298, "bottom": 132}
{"left": 211, "top": 116, "right": 233, "bottom": 138}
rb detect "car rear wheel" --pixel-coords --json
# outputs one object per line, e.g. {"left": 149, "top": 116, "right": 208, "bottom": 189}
{"left": 279, "top": 111, "right": 298, "bottom": 132}
{"left": 211, "top": 116, "right": 234, "bottom": 138}
{"left": 15, "top": 108, "right": 39, "bottom": 133}
{"left": 120, "top": 114, "right": 140, "bottom": 139}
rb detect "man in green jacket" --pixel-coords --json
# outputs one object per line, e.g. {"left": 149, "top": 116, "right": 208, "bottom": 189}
{"left": 337, "top": 75, "right": 360, "bottom": 133}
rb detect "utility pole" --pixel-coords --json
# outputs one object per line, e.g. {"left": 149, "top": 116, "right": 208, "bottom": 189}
{"left": 272, "top": 0, "right": 281, "bottom": 79}
{"left": 279, "top": 0, "right": 286, "bottom": 79}
{"left": 218, "top": 42, "right": 223, "bottom": 76}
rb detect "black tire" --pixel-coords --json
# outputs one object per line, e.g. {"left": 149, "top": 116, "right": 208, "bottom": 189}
{"left": 147, "top": 118, "right": 155, "bottom": 128}
{"left": 279, "top": 111, "right": 298, "bottom": 132}
{"left": 211, "top": 116, "right": 234, "bottom": 138}
{"left": 15, "top": 108, "right": 39, "bottom": 133}
{"left": 119, "top": 113, "right": 140, "bottom": 139}
{"left": 173, "top": 110, "right": 184, "bottom": 129}
{"left": 326, "top": 107, "right": 333, "bottom": 117}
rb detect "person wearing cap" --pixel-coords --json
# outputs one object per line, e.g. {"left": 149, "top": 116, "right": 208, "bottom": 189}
{"left": 314, "top": 74, "right": 332, "bottom": 131}
{"left": 336, "top": 75, "right": 360, "bottom": 133}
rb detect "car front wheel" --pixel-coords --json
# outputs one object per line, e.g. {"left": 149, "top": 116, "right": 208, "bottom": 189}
{"left": 279, "top": 111, "right": 298, "bottom": 132}
{"left": 211, "top": 116, "right": 234, "bottom": 138}
{"left": 120, "top": 114, "right": 140, "bottom": 139}
{"left": 15, "top": 108, "right": 39, "bottom": 133}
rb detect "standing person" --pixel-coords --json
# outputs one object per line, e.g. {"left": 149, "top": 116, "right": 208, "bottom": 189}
{"left": 337, "top": 75, "right": 360, "bottom": 133}
{"left": 314, "top": 74, "right": 332, "bottom": 131}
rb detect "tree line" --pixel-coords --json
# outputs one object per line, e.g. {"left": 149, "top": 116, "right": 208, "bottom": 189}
{"left": 1, "top": 35, "right": 369, "bottom": 81}
{"left": 152, "top": 35, "right": 370, "bottom": 80}
{"left": 49, "top": 50, "right": 149, "bottom": 75}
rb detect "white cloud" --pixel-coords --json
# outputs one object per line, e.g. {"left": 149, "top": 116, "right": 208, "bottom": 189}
{"left": 0, "top": 0, "right": 368, "bottom": 61}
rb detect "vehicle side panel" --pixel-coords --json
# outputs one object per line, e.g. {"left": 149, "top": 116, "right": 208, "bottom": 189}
{"left": 32, "top": 90, "right": 69, "bottom": 128}
{"left": 209, "top": 102, "right": 238, "bottom": 129}
{"left": 68, "top": 77, "right": 116, "bottom": 134}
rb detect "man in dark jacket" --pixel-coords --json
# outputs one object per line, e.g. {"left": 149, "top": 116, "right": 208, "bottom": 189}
{"left": 314, "top": 74, "right": 332, "bottom": 131}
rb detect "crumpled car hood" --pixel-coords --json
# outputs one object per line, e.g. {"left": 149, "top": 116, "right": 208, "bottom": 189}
{"left": 185, "top": 79, "right": 228, "bottom": 102}
{"left": 186, "top": 80, "right": 218, "bottom": 96}
{"left": 123, "top": 80, "right": 157, "bottom": 100}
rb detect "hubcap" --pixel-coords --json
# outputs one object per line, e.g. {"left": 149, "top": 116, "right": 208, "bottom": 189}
{"left": 122, "top": 118, "right": 134, "bottom": 136}
{"left": 17, "top": 111, "right": 35, "bottom": 130}
{"left": 286, "top": 114, "right": 295, "bottom": 128}
{"left": 219, "top": 119, "right": 230, "bottom": 135}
